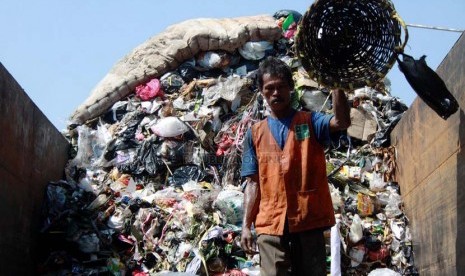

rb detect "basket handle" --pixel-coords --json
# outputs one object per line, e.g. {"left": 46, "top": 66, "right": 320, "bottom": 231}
{"left": 392, "top": 12, "right": 409, "bottom": 53}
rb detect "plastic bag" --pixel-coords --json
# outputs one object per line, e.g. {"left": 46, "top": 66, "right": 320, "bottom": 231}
{"left": 203, "top": 76, "right": 250, "bottom": 106}
{"left": 329, "top": 184, "right": 343, "bottom": 210}
{"left": 367, "top": 268, "right": 401, "bottom": 276}
{"left": 397, "top": 53, "right": 459, "bottom": 120}
{"left": 390, "top": 220, "right": 405, "bottom": 240}
{"left": 168, "top": 165, "right": 205, "bottom": 187}
{"left": 102, "top": 101, "right": 128, "bottom": 124}
{"left": 178, "top": 59, "right": 200, "bottom": 82}
{"left": 383, "top": 98, "right": 408, "bottom": 120}
{"left": 300, "top": 89, "right": 331, "bottom": 112}
{"left": 135, "top": 78, "right": 165, "bottom": 101}
{"left": 196, "top": 51, "right": 232, "bottom": 69}
{"left": 160, "top": 72, "right": 185, "bottom": 94}
{"left": 133, "top": 139, "right": 162, "bottom": 175}
{"left": 349, "top": 214, "right": 363, "bottom": 243}
{"left": 369, "top": 172, "right": 386, "bottom": 192}
{"left": 70, "top": 125, "right": 112, "bottom": 169}
{"left": 77, "top": 233, "right": 100, "bottom": 253}
{"left": 151, "top": 117, "right": 189, "bottom": 138}
{"left": 349, "top": 245, "right": 366, "bottom": 267}
{"left": 238, "top": 41, "right": 274, "bottom": 60}
{"left": 213, "top": 189, "right": 244, "bottom": 225}
{"left": 385, "top": 191, "right": 403, "bottom": 218}
{"left": 107, "top": 207, "right": 127, "bottom": 231}
{"left": 157, "top": 139, "right": 195, "bottom": 165}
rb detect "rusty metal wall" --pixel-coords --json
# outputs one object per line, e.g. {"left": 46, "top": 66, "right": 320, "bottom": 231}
{"left": 391, "top": 33, "right": 465, "bottom": 276}
{"left": 0, "top": 63, "right": 70, "bottom": 274}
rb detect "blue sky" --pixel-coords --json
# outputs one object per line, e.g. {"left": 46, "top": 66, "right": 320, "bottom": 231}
{"left": 1, "top": 0, "right": 463, "bottom": 130}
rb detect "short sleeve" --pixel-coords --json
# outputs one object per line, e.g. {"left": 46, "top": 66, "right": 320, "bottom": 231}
{"left": 240, "top": 128, "right": 258, "bottom": 177}
{"left": 311, "top": 112, "right": 333, "bottom": 145}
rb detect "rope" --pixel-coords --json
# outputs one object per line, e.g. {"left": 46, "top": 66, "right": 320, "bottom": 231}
{"left": 406, "top": 23, "right": 464, "bottom": 33}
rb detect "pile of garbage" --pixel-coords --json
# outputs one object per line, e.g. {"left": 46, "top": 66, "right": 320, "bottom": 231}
{"left": 39, "top": 11, "right": 417, "bottom": 276}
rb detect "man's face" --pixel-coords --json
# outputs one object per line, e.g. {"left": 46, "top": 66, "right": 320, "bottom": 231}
{"left": 261, "top": 73, "right": 292, "bottom": 113}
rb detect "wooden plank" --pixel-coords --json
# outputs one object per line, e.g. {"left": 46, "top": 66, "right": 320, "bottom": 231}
{"left": 403, "top": 154, "right": 458, "bottom": 275}
{"left": 0, "top": 63, "right": 70, "bottom": 274}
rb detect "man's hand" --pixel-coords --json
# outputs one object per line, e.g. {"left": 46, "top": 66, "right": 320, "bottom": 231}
{"left": 241, "top": 226, "right": 257, "bottom": 254}
{"left": 241, "top": 175, "right": 260, "bottom": 254}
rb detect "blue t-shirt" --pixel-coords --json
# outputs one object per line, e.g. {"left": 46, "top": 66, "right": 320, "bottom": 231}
{"left": 240, "top": 111, "right": 333, "bottom": 177}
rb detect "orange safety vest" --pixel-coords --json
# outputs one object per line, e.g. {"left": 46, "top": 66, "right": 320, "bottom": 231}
{"left": 251, "top": 111, "right": 335, "bottom": 235}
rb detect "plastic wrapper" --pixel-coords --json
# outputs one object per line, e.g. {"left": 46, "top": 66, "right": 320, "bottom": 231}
{"left": 357, "top": 193, "right": 374, "bottom": 217}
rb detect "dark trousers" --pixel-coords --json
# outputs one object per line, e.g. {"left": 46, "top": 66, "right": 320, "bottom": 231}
{"left": 257, "top": 226, "right": 326, "bottom": 276}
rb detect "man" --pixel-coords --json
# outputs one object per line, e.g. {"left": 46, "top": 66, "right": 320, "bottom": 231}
{"left": 240, "top": 56, "right": 351, "bottom": 276}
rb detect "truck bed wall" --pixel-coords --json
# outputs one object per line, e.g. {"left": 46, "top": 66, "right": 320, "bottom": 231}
{"left": 391, "top": 33, "right": 465, "bottom": 276}
{"left": 0, "top": 63, "right": 70, "bottom": 274}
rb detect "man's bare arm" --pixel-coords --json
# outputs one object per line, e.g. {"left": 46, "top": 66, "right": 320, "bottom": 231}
{"left": 241, "top": 174, "right": 260, "bottom": 254}
{"left": 329, "top": 89, "right": 351, "bottom": 132}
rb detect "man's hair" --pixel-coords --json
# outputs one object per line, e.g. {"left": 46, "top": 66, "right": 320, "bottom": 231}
{"left": 256, "top": 56, "right": 294, "bottom": 91}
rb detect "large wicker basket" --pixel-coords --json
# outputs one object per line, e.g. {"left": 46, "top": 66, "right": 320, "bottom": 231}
{"left": 295, "top": 0, "right": 408, "bottom": 90}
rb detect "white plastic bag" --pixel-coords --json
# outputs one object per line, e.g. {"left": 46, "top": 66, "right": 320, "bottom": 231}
{"left": 349, "top": 214, "right": 363, "bottom": 243}
{"left": 370, "top": 172, "right": 386, "bottom": 192}
{"left": 238, "top": 41, "right": 273, "bottom": 60}
{"left": 151, "top": 117, "right": 189, "bottom": 137}
{"left": 385, "top": 191, "right": 403, "bottom": 218}
{"left": 213, "top": 189, "right": 244, "bottom": 225}
{"left": 368, "top": 268, "right": 401, "bottom": 276}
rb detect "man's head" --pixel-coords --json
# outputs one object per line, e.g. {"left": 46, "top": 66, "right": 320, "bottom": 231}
{"left": 257, "top": 57, "right": 294, "bottom": 115}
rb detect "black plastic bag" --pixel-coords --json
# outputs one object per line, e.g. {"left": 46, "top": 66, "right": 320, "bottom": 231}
{"left": 118, "top": 139, "right": 163, "bottom": 175}
{"left": 397, "top": 53, "right": 459, "bottom": 120}
{"left": 102, "top": 102, "right": 128, "bottom": 124}
{"left": 371, "top": 120, "right": 398, "bottom": 148}
{"left": 168, "top": 165, "right": 206, "bottom": 187}
{"left": 160, "top": 72, "right": 185, "bottom": 94}
{"left": 178, "top": 61, "right": 200, "bottom": 82}
{"left": 177, "top": 61, "right": 227, "bottom": 82}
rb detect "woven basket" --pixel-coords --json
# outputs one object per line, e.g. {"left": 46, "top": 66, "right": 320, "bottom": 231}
{"left": 295, "top": 0, "right": 408, "bottom": 90}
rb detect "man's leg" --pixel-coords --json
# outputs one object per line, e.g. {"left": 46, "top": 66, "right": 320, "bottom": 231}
{"left": 289, "top": 229, "right": 326, "bottom": 276}
{"left": 257, "top": 234, "right": 291, "bottom": 276}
